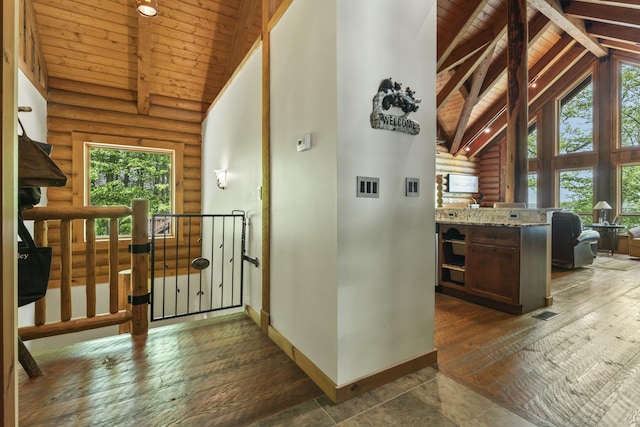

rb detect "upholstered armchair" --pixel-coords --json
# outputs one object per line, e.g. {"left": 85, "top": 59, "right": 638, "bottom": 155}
{"left": 629, "top": 227, "right": 640, "bottom": 258}
{"left": 551, "top": 211, "right": 600, "bottom": 269}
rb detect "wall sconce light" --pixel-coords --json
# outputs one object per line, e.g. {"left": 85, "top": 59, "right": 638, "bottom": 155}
{"left": 215, "top": 170, "right": 227, "bottom": 190}
{"left": 593, "top": 200, "right": 612, "bottom": 224}
{"left": 137, "top": 0, "right": 158, "bottom": 17}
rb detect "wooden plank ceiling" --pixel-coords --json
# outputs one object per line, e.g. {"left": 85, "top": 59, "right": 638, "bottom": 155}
{"left": 437, "top": 0, "right": 640, "bottom": 157}
{"left": 27, "top": 0, "right": 640, "bottom": 148}
{"left": 30, "top": 0, "right": 262, "bottom": 115}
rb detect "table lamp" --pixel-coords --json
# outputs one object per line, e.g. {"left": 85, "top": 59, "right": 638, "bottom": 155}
{"left": 593, "top": 201, "right": 612, "bottom": 224}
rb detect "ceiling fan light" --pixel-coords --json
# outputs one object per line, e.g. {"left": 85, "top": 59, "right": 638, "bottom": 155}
{"left": 137, "top": 0, "right": 158, "bottom": 17}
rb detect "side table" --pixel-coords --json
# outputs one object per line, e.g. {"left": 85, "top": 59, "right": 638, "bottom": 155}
{"left": 586, "top": 223, "right": 625, "bottom": 255}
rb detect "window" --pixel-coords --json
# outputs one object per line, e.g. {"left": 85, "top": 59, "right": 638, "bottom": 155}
{"left": 620, "top": 62, "right": 640, "bottom": 148}
{"left": 558, "top": 168, "right": 593, "bottom": 224}
{"left": 88, "top": 144, "right": 174, "bottom": 236}
{"left": 559, "top": 75, "right": 593, "bottom": 154}
{"left": 72, "top": 133, "right": 184, "bottom": 241}
{"left": 619, "top": 164, "right": 640, "bottom": 229}
{"left": 528, "top": 173, "right": 538, "bottom": 209}
{"left": 528, "top": 122, "right": 537, "bottom": 159}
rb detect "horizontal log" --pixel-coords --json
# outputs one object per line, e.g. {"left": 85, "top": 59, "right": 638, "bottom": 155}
{"left": 48, "top": 104, "right": 201, "bottom": 135}
{"left": 150, "top": 94, "right": 208, "bottom": 113}
{"left": 18, "top": 311, "right": 132, "bottom": 341}
{"left": 23, "top": 205, "right": 132, "bottom": 221}
{"left": 436, "top": 166, "right": 477, "bottom": 175}
{"left": 48, "top": 77, "right": 136, "bottom": 101}
{"left": 48, "top": 89, "right": 138, "bottom": 115}
{"left": 149, "top": 105, "right": 203, "bottom": 123}
{"left": 47, "top": 118, "right": 200, "bottom": 145}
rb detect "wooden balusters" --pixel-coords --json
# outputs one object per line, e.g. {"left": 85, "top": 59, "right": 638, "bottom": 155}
{"left": 86, "top": 218, "right": 96, "bottom": 317}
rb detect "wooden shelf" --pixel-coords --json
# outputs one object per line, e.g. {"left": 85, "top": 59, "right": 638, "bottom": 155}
{"left": 442, "top": 263, "right": 465, "bottom": 272}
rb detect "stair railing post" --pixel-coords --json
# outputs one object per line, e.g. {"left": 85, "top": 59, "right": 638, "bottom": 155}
{"left": 130, "top": 198, "right": 149, "bottom": 335}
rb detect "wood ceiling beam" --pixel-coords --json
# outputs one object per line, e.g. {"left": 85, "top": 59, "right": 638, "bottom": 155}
{"left": 587, "top": 21, "right": 640, "bottom": 46}
{"left": 439, "top": 30, "right": 492, "bottom": 74}
{"left": 437, "top": 0, "right": 490, "bottom": 69}
{"left": 600, "top": 39, "right": 640, "bottom": 55}
{"left": 565, "top": 1, "right": 640, "bottom": 29}
{"left": 572, "top": 0, "right": 640, "bottom": 11}
{"left": 136, "top": 15, "right": 151, "bottom": 115}
{"left": 450, "top": 45, "right": 495, "bottom": 154}
{"left": 528, "top": 0, "right": 608, "bottom": 57}
{"left": 461, "top": 42, "right": 589, "bottom": 157}
{"left": 479, "top": 12, "right": 552, "bottom": 100}
{"left": 437, "top": 12, "right": 507, "bottom": 110}
{"left": 225, "top": 0, "right": 260, "bottom": 80}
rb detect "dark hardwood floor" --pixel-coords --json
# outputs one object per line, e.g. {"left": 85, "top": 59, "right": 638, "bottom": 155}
{"left": 436, "top": 254, "right": 640, "bottom": 426}
{"left": 19, "top": 255, "right": 640, "bottom": 426}
{"left": 18, "top": 313, "right": 322, "bottom": 426}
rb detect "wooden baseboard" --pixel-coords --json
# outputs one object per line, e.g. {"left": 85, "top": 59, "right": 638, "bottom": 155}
{"left": 244, "top": 305, "right": 261, "bottom": 326}
{"left": 335, "top": 349, "right": 438, "bottom": 403}
{"left": 267, "top": 325, "right": 438, "bottom": 403}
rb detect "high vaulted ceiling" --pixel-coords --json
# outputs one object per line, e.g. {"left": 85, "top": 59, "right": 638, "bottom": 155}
{"left": 29, "top": 0, "right": 263, "bottom": 115}
{"left": 25, "top": 0, "right": 640, "bottom": 148}
{"left": 437, "top": 0, "right": 640, "bottom": 157}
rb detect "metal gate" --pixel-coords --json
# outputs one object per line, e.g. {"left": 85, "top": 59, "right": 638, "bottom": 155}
{"left": 150, "top": 211, "right": 256, "bottom": 321}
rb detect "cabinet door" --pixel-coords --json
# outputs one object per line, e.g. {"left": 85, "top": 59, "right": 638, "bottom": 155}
{"left": 466, "top": 243, "right": 519, "bottom": 305}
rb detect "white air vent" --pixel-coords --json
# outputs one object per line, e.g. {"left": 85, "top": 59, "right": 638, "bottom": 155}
{"left": 356, "top": 176, "right": 380, "bottom": 198}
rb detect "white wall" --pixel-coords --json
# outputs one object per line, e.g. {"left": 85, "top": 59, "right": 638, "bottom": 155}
{"left": 202, "top": 45, "right": 263, "bottom": 314}
{"left": 270, "top": 0, "right": 340, "bottom": 380}
{"left": 335, "top": 0, "right": 436, "bottom": 384}
{"left": 270, "top": 0, "right": 436, "bottom": 385}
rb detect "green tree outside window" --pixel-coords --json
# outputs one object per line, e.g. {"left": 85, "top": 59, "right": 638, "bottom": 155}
{"left": 89, "top": 146, "right": 172, "bottom": 236}
{"left": 559, "top": 76, "right": 593, "bottom": 154}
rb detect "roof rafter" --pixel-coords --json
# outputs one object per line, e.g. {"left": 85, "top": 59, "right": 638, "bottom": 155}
{"left": 437, "top": 0, "right": 491, "bottom": 69}
{"left": 437, "top": 11, "right": 507, "bottom": 110}
{"left": 479, "top": 12, "right": 552, "bottom": 101}
{"left": 450, "top": 44, "right": 496, "bottom": 154}
{"left": 461, "top": 40, "right": 588, "bottom": 157}
{"left": 587, "top": 21, "right": 640, "bottom": 46}
{"left": 565, "top": 1, "right": 640, "bottom": 29}
{"left": 528, "top": 0, "right": 608, "bottom": 57}
{"left": 136, "top": 15, "right": 152, "bottom": 115}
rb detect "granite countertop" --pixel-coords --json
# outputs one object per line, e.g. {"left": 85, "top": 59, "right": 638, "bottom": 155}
{"left": 435, "top": 207, "right": 550, "bottom": 226}
{"left": 436, "top": 220, "right": 549, "bottom": 227}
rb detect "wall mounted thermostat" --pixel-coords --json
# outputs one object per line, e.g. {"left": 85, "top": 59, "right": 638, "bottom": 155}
{"left": 297, "top": 133, "right": 311, "bottom": 152}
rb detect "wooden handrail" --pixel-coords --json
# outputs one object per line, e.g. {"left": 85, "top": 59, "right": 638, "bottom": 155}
{"left": 22, "top": 205, "right": 132, "bottom": 221}
{"left": 18, "top": 200, "right": 149, "bottom": 341}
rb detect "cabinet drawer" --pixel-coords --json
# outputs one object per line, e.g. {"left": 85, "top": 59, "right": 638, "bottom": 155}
{"left": 468, "top": 226, "right": 519, "bottom": 247}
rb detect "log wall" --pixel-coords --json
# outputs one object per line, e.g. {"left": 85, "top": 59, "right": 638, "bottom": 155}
{"left": 477, "top": 138, "right": 503, "bottom": 207}
{"left": 43, "top": 77, "right": 203, "bottom": 288}
{"left": 435, "top": 145, "right": 480, "bottom": 206}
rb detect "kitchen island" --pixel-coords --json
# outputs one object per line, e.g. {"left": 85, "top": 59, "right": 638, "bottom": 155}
{"left": 436, "top": 207, "right": 551, "bottom": 314}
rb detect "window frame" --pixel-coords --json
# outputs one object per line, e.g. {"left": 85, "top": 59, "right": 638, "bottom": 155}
{"left": 616, "top": 58, "right": 640, "bottom": 150}
{"left": 72, "top": 132, "right": 184, "bottom": 249}
{"left": 556, "top": 167, "right": 594, "bottom": 223}
{"left": 617, "top": 162, "right": 640, "bottom": 230}
{"left": 556, "top": 73, "right": 595, "bottom": 156}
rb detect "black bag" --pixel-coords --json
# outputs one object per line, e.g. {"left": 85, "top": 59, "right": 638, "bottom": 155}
{"left": 18, "top": 215, "right": 52, "bottom": 307}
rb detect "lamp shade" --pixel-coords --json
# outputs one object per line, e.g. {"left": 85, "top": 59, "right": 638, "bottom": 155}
{"left": 593, "top": 201, "right": 612, "bottom": 210}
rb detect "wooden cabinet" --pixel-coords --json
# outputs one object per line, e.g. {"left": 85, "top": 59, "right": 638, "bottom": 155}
{"left": 437, "top": 223, "right": 548, "bottom": 314}
{"left": 466, "top": 229, "right": 519, "bottom": 306}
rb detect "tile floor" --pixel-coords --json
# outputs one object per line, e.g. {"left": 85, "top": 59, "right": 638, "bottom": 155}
{"left": 250, "top": 367, "right": 537, "bottom": 426}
